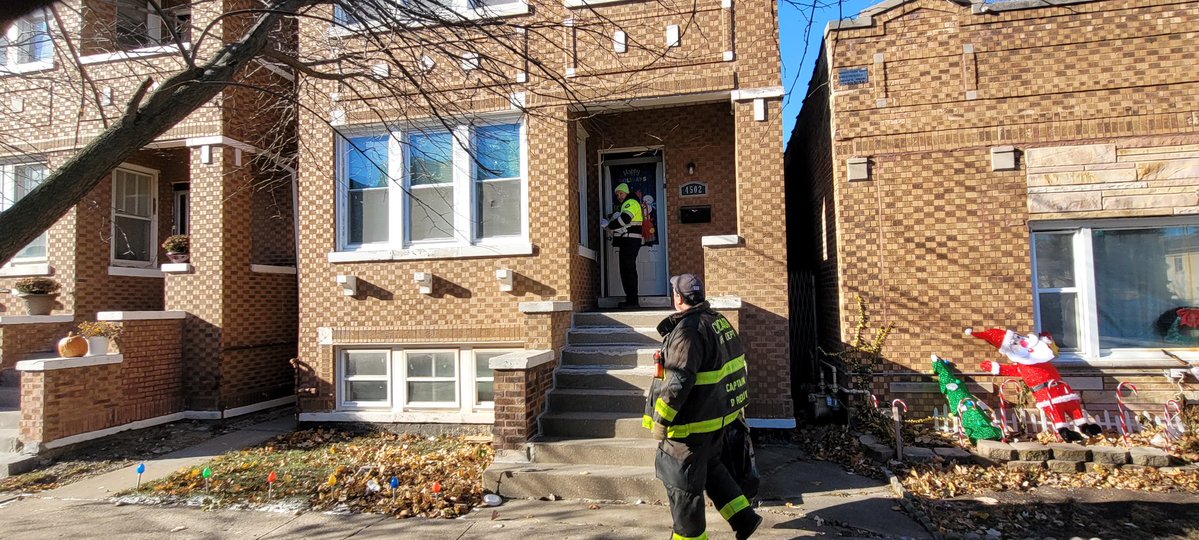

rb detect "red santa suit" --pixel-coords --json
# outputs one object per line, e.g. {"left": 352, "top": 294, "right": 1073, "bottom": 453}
{"left": 969, "top": 328, "right": 1100, "bottom": 440}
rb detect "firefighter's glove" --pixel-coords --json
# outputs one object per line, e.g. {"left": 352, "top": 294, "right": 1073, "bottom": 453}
{"left": 651, "top": 422, "right": 668, "bottom": 441}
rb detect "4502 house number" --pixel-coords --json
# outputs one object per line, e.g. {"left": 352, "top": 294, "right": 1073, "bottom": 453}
{"left": 680, "top": 181, "right": 707, "bottom": 197}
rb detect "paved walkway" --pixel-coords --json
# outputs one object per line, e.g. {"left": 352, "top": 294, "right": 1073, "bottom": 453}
{"left": 0, "top": 418, "right": 928, "bottom": 539}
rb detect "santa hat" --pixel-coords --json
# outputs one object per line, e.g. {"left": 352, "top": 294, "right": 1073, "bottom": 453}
{"left": 964, "top": 328, "right": 1013, "bottom": 351}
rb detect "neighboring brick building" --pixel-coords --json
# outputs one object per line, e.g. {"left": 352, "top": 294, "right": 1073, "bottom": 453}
{"left": 292, "top": 0, "right": 793, "bottom": 461}
{"left": 789, "top": 0, "right": 1199, "bottom": 419}
{"left": 0, "top": 0, "right": 297, "bottom": 453}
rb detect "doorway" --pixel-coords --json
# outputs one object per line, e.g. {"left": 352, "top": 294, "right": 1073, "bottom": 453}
{"left": 600, "top": 150, "right": 668, "bottom": 307}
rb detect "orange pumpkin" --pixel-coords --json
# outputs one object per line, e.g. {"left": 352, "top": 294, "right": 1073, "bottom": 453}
{"left": 57, "top": 333, "right": 88, "bottom": 358}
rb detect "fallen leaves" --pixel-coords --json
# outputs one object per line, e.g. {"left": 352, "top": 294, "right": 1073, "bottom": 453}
{"left": 140, "top": 428, "right": 494, "bottom": 518}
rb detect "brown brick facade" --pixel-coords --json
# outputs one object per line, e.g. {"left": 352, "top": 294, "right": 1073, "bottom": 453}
{"left": 2, "top": 0, "right": 298, "bottom": 430}
{"left": 792, "top": 0, "right": 1199, "bottom": 418}
{"left": 294, "top": 0, "right": 792, "bottom": 441}
{"left": 19, "top": 319, "right": 185, "bottom": 447}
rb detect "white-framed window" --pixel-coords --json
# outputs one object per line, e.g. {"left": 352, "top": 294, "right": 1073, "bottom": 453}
{"left": 111, "top": 164, "right": 158, "bottom": 268}
{"left": 404, "top": 349, "right": 458, "bottom": 407}
{"left": 0, "top": 162, "right": 49, "bottom": 265}
{"left": 1032, "top": 217, "right": 1199, "bottom": 362}
{"left": 336, "top": 117, "right": 527, "bottom": 252}
{"left": 112, "top": 0, "right": 191, "bottom": 50}
{"left": 0, "top": 10, "right": 53, "bottom": 72}
{"left": 341, "top": 349, "right": 392, "bottom": 407}
{"left": 337, "top": 347, "right": 502, "bottom": 412}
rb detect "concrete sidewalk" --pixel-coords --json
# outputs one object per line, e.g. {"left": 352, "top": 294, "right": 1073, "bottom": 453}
{"left": 0, "top": 417, "right": 929, "bottom": 539}
{"left": 41, "top": 416, "right": 297, "bottom": 500}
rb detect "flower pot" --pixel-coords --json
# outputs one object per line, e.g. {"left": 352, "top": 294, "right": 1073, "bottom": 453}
{"left": 14, "top": 292, "right": 57, "bottom": 316}
{"left": 166, "top": 252, "right": 190, "bottom": 263}
{"left": 86, "top": 336, "right": 110, "bottom": 356}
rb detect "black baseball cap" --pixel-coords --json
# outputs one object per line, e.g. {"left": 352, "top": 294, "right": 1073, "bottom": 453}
{"left": 670, "top": 274, "right": 704, "bottom": 302}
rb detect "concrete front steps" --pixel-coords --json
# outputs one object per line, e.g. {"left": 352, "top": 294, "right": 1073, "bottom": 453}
{"left": 484, "top": 309, "right": 672, "bottom": 502}
{"left": 0, "top": 375, "right": 34, "bottom": 478}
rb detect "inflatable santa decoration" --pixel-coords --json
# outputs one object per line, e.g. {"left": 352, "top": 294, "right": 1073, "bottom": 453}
{"left": 966, "top": 328, "right": 1102, "bottom": 443}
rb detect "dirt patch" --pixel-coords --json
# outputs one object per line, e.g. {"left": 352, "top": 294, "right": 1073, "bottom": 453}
{"left": 0, "top": 407, "right": 293, "bottom": 495}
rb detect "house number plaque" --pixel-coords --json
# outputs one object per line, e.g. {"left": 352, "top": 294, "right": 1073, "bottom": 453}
{"left": 680, "top": 181, "right": 708, "bottom": 197}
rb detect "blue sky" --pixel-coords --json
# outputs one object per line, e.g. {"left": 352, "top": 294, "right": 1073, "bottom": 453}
{"left": 780, "top": 0, "right": 879, "bottom": 143}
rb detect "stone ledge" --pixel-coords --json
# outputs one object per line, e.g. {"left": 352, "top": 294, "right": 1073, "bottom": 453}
{"left": 98, "top": 311, "right": 187, "bottom": 321}
{"left": 0, "top": 314, "right": 74, "bottom": 325}
{"left": 518, "top": 301, "right": 573, "bottom": 313}
{"left": 16, "top": 354, "right": 123, "bottom": 371}
{"left": 489, "top": 349, "right": 554, "bottom": 370}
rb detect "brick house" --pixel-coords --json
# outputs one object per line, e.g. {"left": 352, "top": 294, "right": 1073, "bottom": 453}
{"left": 789, "top": 0, "right": 1199, "bottom": 421}
{"left": 291, "top": 1, "right": 791, "bottom": 498}
{"left": 0, "top": 0, "right": 297, "bottom": 457}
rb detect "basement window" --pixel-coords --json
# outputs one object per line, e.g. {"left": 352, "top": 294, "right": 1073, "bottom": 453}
{"left": 337, "top": 346, "right": 508, "bottom": 412}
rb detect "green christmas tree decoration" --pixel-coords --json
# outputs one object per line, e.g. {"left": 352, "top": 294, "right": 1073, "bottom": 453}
{"left": 932, "top": 355, "right": 1003, "bottom": 444}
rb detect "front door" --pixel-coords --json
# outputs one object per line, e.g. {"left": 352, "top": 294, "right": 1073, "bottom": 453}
{"left": 601, "top": 153, "right": 668, "bottom": 306}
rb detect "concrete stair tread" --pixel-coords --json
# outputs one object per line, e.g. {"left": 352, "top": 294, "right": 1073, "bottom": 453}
{"left": 484, "top": 461, "right": 665, "bottom": 501}
{"left": 535, "top": 437, "right": 657, "bottom": 449}
{"left": 550, "top": 388, "right": 645, "bottom": 397}
{"left": 562, "top": 344, "right": 659, "bottom": 353}
{"left": 567, "top": 327, "right": 662, "bottom": 346}
{"left": 542, "top": 411, "right": 642, "bottom": 421}
{"left": 556, "top": 365, "right": 655, "bottom": 374}
{"left": 489, "top": 461, "right": 656, "bottom": 477}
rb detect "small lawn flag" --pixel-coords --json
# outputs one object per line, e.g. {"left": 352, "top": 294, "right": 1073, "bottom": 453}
{"left": 136, "top": 463, "right": 146, "bottom": 490}
{"left": 390, "top": 476, "right": 399, "bottom": 500}
{"left": 202, "top": 467, "right": 213, "bottom": 493}
{"left": 267, "top": 470, "right": 277, "bottom": 499}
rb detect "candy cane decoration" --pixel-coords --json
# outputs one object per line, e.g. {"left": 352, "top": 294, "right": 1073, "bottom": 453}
{"left": 870, "top": 394, "right": 879, "bottom": 412}
{"left": 1164, "top": 400, "right": 1185, "bottom": 441}
{"left": 1116, "top": 382, "right": 1138, "bottom": 447}
{"left": 956, "top": 400, "right": 972, "bottom": 444}
{"left": 997, "top": 378, "right": 1022, "bottom": 442}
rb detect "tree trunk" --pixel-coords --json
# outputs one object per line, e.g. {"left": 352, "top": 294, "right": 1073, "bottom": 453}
{"left": 0, "top": 0, "right": 318, "bottom": 265}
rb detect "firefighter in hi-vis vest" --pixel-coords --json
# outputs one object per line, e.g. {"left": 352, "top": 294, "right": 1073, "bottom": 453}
{"left": 601, "top": 182, "right": 643, "bottom": 308}
{"left": 644, "top": 274, "right": 763, "bottom": 540}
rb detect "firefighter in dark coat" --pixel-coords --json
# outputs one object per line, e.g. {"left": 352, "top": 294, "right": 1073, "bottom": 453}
{"left": 644, "top": 273, "right": 763, "bottom": 540}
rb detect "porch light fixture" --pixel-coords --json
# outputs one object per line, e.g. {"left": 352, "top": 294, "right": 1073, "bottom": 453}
{"left": 414, "top": 271, "right": 433, "bottom": 295}
{"left": 335, "top": 274, "right": 357, "bottom": 296}
{"left": 496, "top": 268, "right": 514, "bottom": 292}
{"left": 687, "top": 161, "right": 696, "bottom": 175}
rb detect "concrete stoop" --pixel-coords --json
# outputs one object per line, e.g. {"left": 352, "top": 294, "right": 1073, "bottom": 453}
{"left": 0, "top": 452, "right": 37, "bottom": 479}
{"left": 486, "top": 310, "right": 672, "bottom": 502}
